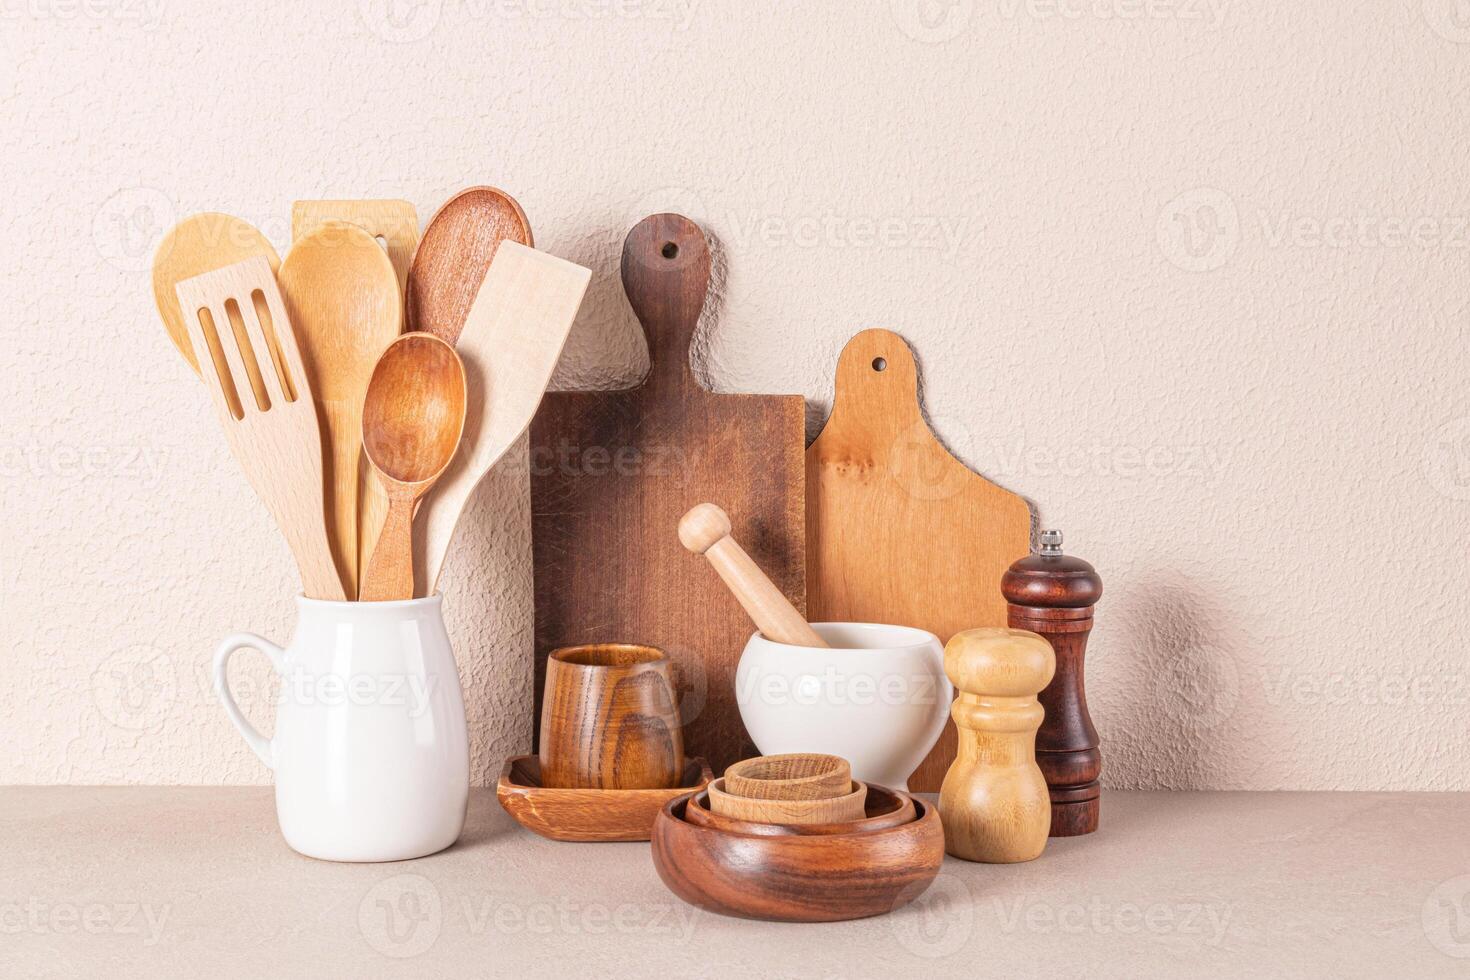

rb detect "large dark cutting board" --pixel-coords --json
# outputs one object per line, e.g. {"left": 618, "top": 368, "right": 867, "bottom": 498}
{"left": 530, "top": 214, "right": 806, "bottom": 774}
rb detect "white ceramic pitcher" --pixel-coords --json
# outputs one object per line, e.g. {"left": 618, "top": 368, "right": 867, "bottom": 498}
{"left": 214, "top": 595, "right": 469, "bottom": 862}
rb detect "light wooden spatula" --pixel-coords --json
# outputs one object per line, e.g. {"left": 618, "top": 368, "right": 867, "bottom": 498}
{"left": 413, "top": 242, "right": 591, "bottom": 595}
{"left": 175, "top": 257, "right": 346, "bottom": 601}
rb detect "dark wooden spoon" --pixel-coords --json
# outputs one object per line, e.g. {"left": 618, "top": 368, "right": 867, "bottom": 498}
{"left": 406, "top": 186, "right": 531, "bottom": 343}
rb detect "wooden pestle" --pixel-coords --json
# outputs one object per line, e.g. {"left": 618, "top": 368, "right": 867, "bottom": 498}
{"left": 679, "top": 503, "right": 828, "bottom": 648}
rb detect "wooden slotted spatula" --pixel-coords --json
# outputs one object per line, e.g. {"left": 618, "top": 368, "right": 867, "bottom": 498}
{"left": 175, "top": 257, "right": 346, "bottom": 601}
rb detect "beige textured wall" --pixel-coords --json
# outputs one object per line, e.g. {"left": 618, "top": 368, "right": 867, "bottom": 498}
{"left": 2, "top": 2, "right": 1467, "bottom": 788}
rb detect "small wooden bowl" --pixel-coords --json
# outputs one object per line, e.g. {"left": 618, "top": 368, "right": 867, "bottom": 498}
{"left": 651, "top": 794, "right": 944, "bottom": 922}
{"left": 497, "top": 755, "right": 712, "bottom": 842}
{"left": 684, "top": 783, "right": 916, "bottom": 837}
{"left": 724, "top": 753, "right": 851, "bottom": 800}
{"left": 707, "top": 777, "right": 867, "bottom": 824}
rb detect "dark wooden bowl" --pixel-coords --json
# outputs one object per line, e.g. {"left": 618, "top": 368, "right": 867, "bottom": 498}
{"left": 651, "top": 793, "right": 944, "bottom": 921}
{"left": 684, "top": 783, "right": 916, "bottom": 836}
{"left": 497, "top": 755, "right": 712, "bottom": 842}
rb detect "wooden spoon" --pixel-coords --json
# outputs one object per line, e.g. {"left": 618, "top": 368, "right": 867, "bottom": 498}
{"left": 151, "top": 213, "right": 280, "bottom": 390}
{"left": 278, "top": 220, "right": 403, "bottom": 598}
{"left": 678, "top": 503, "right": 829, "bottom": 648}
{"left": 359, "top": 333, "right": 467, "bottom": 602}
{"left": 406, "top": 186, "right": 532, "bottom": 343}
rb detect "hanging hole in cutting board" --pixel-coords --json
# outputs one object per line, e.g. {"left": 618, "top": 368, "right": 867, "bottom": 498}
{"left": 662, "top": 242, "right": 679, "bottom": 259}
{"left": 872, "top": 357, "right": 887, "bottom": 372}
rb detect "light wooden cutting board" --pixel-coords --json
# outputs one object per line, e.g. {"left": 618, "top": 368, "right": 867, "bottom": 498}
{"left": 529, "top": 214, "right": 806, "bottom": 774}
{"left": 806, "top": 328, "right": 1031, "bottom": 792}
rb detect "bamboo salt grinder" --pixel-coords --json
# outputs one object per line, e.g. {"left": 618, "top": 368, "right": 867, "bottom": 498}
{"left": 939, "top": 628, "right": 1055, "bottom": 863}
{"left": 1002, "top": 530, "right": 1104, "bottom": 837}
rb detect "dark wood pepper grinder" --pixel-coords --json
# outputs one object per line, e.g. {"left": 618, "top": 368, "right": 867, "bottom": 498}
{"left": 1002, "top": 530, "right": 1103, "bottom": 836}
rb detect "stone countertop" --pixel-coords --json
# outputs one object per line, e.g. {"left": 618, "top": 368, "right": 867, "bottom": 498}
{"left": 3, "top": 788, "right": 1468, "bottom": 978}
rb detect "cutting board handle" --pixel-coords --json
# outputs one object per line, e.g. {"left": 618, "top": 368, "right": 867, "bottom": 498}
{"left": 829, "top": 328, "right": 925, "bottom": 435}
{"left": 621, "top": 213, "right": 710, "bottom": 393}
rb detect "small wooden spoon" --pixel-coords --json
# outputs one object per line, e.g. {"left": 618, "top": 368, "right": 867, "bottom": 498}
{"left": 407, "top": 186, "right": 532, "bottom": 343}
{"left": 359, "top": 333, "right": 467, "bottom": 602}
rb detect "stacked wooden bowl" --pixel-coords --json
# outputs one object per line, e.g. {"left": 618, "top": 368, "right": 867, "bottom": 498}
{"left": 651, "top": 754, "right": 944, "bottom": 922}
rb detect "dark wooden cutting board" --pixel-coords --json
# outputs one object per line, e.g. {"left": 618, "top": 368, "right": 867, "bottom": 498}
{"left": 530, "top": 214, "right": 806, "bottom": 774}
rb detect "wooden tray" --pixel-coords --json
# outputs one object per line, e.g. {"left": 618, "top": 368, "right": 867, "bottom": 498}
{"left": 530, "top": 214, "right": 806, "bottom": 774}
{"left": 651, "top": 791, "right": 943, "bottom": 922}
{"left": 496, "top": 755, "right": 712, "bottom": 843}
{"left": 806, "top": 329, "right": 1031, "bottom": 792}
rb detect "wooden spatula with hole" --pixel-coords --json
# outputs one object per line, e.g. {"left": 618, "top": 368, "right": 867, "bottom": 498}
{"left": 291, "top": 200, "right": 419, "bottom": 300}
{"left": 174, "top": 257, "right": 346, "bottom": 600}
{"left": 278, "top": 220, "right": 403, "bottom": 599}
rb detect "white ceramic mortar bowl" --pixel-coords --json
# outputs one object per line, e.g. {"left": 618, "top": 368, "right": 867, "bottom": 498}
{"left": 734, "top": 622, "right": 952, "bottom": 792}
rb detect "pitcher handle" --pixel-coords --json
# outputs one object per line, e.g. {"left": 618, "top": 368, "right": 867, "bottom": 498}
{"left": 213, "top": 632, "right": 285, "bottom": 770}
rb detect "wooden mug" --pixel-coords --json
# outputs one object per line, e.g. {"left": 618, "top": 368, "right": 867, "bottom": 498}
{"left": 538, "top": 643, "right": 685, "bottom": 790}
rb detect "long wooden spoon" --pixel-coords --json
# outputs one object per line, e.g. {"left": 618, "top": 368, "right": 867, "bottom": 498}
{"left": 407, "top": 186, "right": 532, "bottom": 342}
{"left": 278, "top": 220, "right": 402, "bottom": 599}
{"left": 360, "top": 333, "right": 467, "bottom": 602}
{"left": 152, "top": 213, "right": 280, "bottom": 388}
